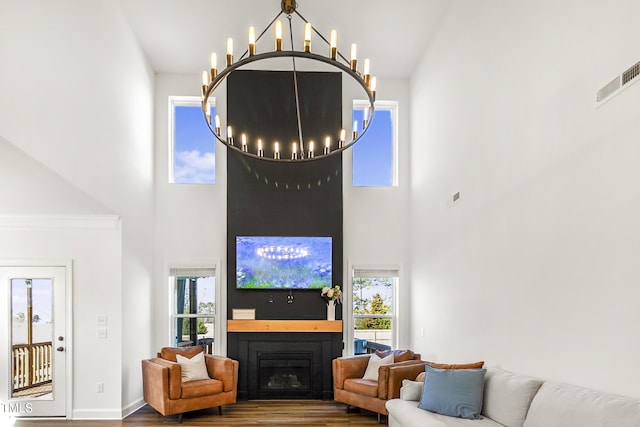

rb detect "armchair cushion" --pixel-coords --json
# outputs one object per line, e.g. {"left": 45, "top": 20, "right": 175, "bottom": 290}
{"left": 181, "top": 378, "right": 223, "bottom": 398}
{"left": 375, "top": 349, "right": 415, "bottom": 362}
{"left": 344, "top": 378, "right": 379, "bottom": 398}
{"left": 362, "top": 353, "right": 394, "bottom": 381}
{"left": 160, "top": 346, "right": 203, "bottom": 362}
{"left": 176, "top": 351, "right": 210, "bottom": 382}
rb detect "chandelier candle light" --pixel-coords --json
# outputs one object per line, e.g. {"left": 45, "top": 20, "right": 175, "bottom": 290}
{"left": 200, "top": 0, "right": 377, "bottom": 162}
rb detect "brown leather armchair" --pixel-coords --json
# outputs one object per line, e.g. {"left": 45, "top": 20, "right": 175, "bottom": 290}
{"left": 142, "top": 346, "right": 239, "bottom": 422}
{"left": 332, "top": 350, "right": 425, "bottom": 423}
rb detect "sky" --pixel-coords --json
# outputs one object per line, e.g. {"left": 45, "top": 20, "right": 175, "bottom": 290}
{"left": 174, "top": 103, "right": 393, "bottom": 186}
{"left": 11, "top": 278, "right": 52, "bottom": 324}
{"left": 173, "top": 104, "right": 216, "bottom": 184}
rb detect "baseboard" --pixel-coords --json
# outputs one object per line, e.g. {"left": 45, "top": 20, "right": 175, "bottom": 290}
{"left": 71, "top": 408, "right": 122, "bottom": 420}
{"left": 122, "top": 398, "right": 146, "bottom": 418}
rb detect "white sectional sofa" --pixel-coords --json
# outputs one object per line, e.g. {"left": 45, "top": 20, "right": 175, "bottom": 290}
{"left": 386, "top": 368, "right": 640, "bottom": 427}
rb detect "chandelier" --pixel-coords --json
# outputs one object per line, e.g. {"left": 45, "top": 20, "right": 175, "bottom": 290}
{"left": 200, "top": 0, "right": 377, "bottom": 162}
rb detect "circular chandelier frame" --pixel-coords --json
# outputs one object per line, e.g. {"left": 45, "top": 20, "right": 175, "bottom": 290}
{"left": 201, "top": 2, "right": 377, "bottom": 163}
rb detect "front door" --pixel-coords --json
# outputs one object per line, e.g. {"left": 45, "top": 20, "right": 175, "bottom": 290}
{"left": 0, "top": 266, "right": 67, "bottom": 419}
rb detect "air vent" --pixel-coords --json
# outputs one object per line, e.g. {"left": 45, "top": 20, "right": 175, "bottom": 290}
{"left": 596, "top": 59, "right": 640, "bottom": 105}
{"left": 622, "top": 61, "right": 640, "bottom": 85}
{"left": 596, "top": 77, "right": 620, "bottom": 102}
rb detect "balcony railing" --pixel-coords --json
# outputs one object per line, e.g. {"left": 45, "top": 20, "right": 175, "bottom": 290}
{"left": 12, "top": 341, "right": 52, "bottom": 392}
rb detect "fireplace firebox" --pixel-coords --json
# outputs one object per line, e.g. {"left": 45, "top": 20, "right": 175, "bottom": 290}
{"left": 258, "top": 352, "right": 313, "bottom": 398}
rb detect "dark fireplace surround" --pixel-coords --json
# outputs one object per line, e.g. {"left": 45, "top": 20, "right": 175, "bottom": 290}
{"left": 226, "top": 71, "right": 344, "bottom": 400}
{"left": 230, "top": 332, "right": 342, "bottom": 400}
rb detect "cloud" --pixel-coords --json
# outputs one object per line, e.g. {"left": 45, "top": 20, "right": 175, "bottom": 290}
{"left": 174, "top": 150, "right": 215, "bottom": 184}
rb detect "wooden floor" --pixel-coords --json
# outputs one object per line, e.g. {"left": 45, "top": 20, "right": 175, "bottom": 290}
{"left": 13, "top": 401, "right": 385, "bottom": 426}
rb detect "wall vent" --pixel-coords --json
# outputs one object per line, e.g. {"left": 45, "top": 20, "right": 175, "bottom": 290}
{"left": 622, "top": 61, "right": 640, "bottom": 85}
{"left": 596, "top": 77, "right": 621, "bottom": 102}
{"left": 597, "top": 59, "right": 640, "bottom": 105}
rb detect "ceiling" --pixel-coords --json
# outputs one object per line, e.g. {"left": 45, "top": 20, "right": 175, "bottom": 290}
{"left": 119, "top": 0, "right": 450, "bottom": 79}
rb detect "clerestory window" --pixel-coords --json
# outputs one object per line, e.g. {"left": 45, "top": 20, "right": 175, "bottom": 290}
{"left": 352, "top": 100, "right": 398, "bottom": 187}
{"left": 169, "top": 96, "right": 216, "bottom": 184}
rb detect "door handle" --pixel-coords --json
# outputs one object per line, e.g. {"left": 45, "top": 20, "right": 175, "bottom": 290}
{"left": 56, "top": 346, "right": 64, "bottom": 352}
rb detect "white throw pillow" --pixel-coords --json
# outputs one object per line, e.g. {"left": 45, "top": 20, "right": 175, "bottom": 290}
{"left": 400, "top": 379, "right": 423, "bottom": 401}
{"left": 362, "top": 353, "right": 394, "bottom": 381}
{"left": 176, "top": 351, "right": 210, "bottom": 382}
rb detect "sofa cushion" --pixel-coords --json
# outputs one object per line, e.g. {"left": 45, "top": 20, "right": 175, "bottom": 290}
{"left": 523, "top": 381, "right": 640, "bottom": 427}
{"left": 387, "top": 399, "right": 505, "bottom": 427}
{"left": 344, "top": 378, "right": 379, "bottom": 398}
{"left": 181, "top": 378, "right": 223, "bottom": 398}
{"left": 363, "top": 352, "right": 394, "bottom": 381}
{"left": 416, "top": 361, "right": 486, "bottom": 381}
{"left": 482, "top": 368, "right": 543, "bottom": 427}
{"left": 176, "top": 351, "right": 210, "bottom": 382}
{"left": 375, "top": 349, "right": 415, "bottom": 362}
{"left": 400, "top": 379, "right": 423, "bottom": 401}
{"left": 418, "top": 366, "right": 486, "bottom": 419}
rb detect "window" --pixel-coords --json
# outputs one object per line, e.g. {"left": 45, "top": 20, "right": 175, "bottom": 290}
{"left": 169, "top": 97, "right": 216, "bottom": 184}
{"left": 352, "top": 268, "right": 398, "bottom": 354}
{"left": 352, "top": 100, "right": 398, "bottom": 187}
{"left": 170, "top": 268, "right": 216, "bottom": 353}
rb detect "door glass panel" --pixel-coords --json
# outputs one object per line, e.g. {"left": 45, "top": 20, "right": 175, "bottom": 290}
{"left": 11, "top": 278, "right": 53, "bottom": 400}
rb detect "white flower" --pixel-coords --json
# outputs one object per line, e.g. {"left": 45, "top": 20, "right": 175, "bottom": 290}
{"left": 327, "top": 289, "right": 334, "bottom": 298}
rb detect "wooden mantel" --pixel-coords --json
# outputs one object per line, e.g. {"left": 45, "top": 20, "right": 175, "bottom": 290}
{"left": 227, "top": 319, "right": 342, "bottom": 333}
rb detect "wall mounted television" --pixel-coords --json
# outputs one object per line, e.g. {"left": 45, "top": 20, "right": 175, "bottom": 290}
{"left": 236, "top": 236, "right": 332, "bottom": 289}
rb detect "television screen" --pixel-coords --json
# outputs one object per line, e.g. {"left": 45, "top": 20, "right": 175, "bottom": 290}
{"left": 236, "top": 236, "right": 332, "bottom": 289}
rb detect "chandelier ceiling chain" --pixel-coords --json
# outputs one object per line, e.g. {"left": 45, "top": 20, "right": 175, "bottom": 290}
{"left": 200, "top": 0, "right": 377, "bottom": 162}
{"left": 287, "top": 14, "right": 305, "bottom": 157}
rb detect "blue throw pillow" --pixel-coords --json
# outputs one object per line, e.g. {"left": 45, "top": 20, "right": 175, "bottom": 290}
{"left": 418, "top": 366, "right": 487, "bottom": 419}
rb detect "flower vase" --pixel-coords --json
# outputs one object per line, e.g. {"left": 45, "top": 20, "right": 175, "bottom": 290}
{"left": 327, "top": 300, "right": 336, "bottom": 321}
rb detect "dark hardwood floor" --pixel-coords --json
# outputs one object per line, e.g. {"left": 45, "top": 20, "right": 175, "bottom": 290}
{"left": 13, "top": 401, "right": 385, "bottom": 426}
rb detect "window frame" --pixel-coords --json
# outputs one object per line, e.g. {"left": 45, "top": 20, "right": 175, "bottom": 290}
{"left": 347, "top": 265, "right": 399, "bottom": 355}
{"left": 168, "top": 265, "right": 219, "bottom": 353}
{"left": 352, "top": 99, "right": 399, "bottom": 187}
{"left": 168, "top": 96, "right": 216, "bottom": 184}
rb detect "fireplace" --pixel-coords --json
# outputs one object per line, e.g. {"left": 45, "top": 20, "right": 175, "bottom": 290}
{"left": 257, "top": 352, "right": 313, "bottom": 398}
{"left": 228, "top": 330, "right": 343, "bottom": 400}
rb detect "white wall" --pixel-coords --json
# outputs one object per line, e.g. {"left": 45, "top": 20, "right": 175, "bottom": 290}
{"left": 0, "top": 136, "right": 123, "bottom": 418}
{"left": 409, "top": 0, "right": 640, "bottom": 399}
{"left": 343, "top": 78, "right": 412, "bottom": 350}
{"left": 152, "top": 74, "right": 228, "bottom": 354}
{"left": 0, "top": 0, "right": 154, "bottom": 417}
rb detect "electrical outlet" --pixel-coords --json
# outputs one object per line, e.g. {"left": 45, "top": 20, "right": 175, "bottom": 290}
{"left": 96, "top": 382, "right": 104, "bottom": 393}
{"left": 96, "top": 328, "right": 107, "bottom": 339}
{"left": 97, "top": 315, "right": 107, "bottom": 326}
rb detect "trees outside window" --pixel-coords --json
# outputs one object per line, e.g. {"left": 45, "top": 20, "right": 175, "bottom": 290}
{"left": 170, "top": 268, "right": 216, "bottom": 352}
{"left": 352, "top": 270, "right": 397, "bottom": 351}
